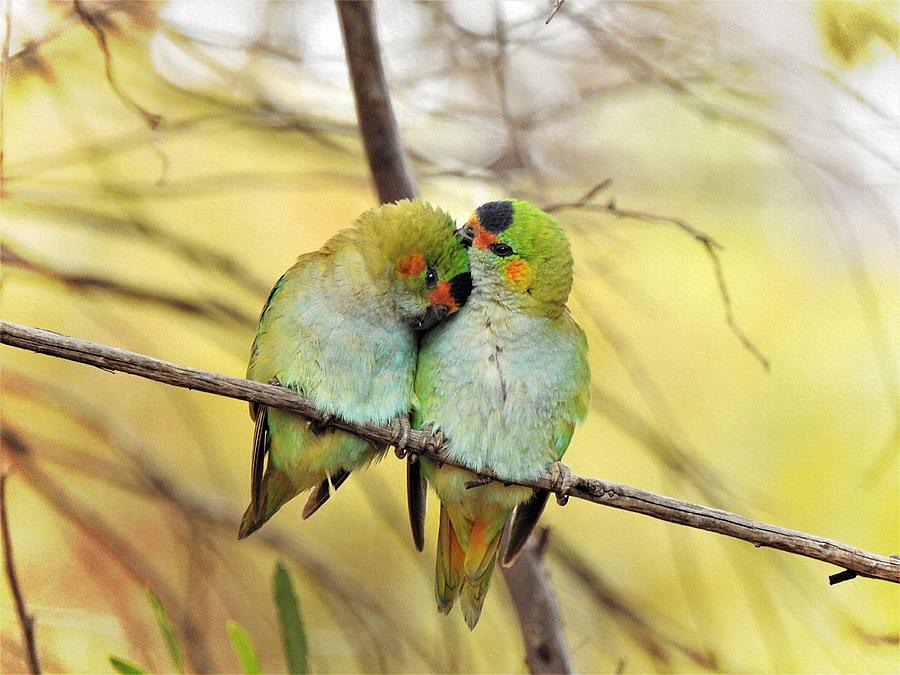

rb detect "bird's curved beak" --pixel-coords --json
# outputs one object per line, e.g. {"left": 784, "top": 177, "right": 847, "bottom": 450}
{"left": 410, "top": 304, "right": 450, "bottom": 331}
{"left": 455, "top": 224, "right": 475, "bottom": 248}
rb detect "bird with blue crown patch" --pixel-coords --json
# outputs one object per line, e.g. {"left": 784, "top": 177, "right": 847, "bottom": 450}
{"left": 409, "top": 199, "right": 590, "bottom": 629}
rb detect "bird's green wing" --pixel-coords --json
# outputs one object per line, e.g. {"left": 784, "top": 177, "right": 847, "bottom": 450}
{"left": 504, "top": 312, "right": 590, "bottom": 565}
{"left": 407, "top": 339, "right": 441, "bottom": 550}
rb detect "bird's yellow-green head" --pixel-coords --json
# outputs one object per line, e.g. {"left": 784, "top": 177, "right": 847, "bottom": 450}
{"left": 459, "top": 199, "right": 573, "bottom": 317}
{"left": 356, "top": 200, "right": 471, "bottom": 330}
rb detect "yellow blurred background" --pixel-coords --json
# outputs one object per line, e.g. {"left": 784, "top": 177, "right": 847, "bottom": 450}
{"left": 2, "top": 1, "right": 897, "bottom": 673}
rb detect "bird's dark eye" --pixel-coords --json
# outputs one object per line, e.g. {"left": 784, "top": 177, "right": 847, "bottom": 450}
{"left": 425, "top": 265, "right": 438, "bottom": 289}
{"left": 490, "top": 243, "right": 514, "bottom": 257}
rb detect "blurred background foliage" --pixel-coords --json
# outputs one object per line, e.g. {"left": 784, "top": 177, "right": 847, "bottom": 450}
{"left": 1, "top": 1, "right": 898, "bottom": 672}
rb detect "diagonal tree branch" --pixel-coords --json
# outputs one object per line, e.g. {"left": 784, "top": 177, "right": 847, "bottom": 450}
{"left": 2, "top": 321, "right": 897, "bottom": 586}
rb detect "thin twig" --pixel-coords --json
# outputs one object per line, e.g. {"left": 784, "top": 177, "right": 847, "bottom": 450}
{"left": 546, "top": 188, "right": 770, "bottom": 370}
{"left": 545, "top": 0, "right": 566, "bottom": 25}
{"left": 542, "top": 179, "right": 615, "bottom": 214}
{"left": 73, "top": 0, "right": 161, "bottom": 130}
{"left": 1, "top": 471, "right": 42, "bottom": 674}
{"left": 2, "top": 321, "right": 897, "bottom": 585}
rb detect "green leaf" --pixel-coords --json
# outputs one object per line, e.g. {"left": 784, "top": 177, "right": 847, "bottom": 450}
{"left": 145, "top": 589, "right": 185, "bottom": 673}
{"left": 108, "top": 655, "right": 148, "bottom": 674}
{"left": 272, "top": 562, "right": 309, "bottom": 675}
{"left": 226, "top": 620, "right": 262, "bottom": 675}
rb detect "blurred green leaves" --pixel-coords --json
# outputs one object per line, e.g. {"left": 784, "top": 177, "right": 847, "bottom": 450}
{"left": 273, "top": 562, "right": 309, "bottom": 675}
{"left": 226, "top": 621, "right": 262, "bottom": 675}
{"left": 146, "top": 590, "right": 185, "bottom": 673}
{"left": 107, "top": 564, "right": 307, "bottom": 674}
{"left": 108, "top": 655, "right": 148, "bottom": 675}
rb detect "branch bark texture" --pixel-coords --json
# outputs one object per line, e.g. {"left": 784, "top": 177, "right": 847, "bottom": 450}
{"left": 336, "top": 0, "right": 416, "bottom": 203}
{"left": 501, "top": 529, "right": 574, "bottom": 674}
{"left": 3, "top": 321, "right": 898, "bottom": 585}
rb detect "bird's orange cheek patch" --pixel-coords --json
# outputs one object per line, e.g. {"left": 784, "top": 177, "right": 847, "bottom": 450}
{"left": 397, "top": 251, "right": 426, "bottom": 277}
{"left": 429, "top": 282, "right": 458, "bottom": 312}
{"left": 505, "top": 259, "right": 532, "bottom": 288}
{"left": 474, "top": 228, "right": 497, "bottom": 250}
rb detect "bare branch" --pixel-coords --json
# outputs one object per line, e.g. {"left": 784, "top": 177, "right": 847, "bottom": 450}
{"left": 336, "top": 1, "right": 416, "bottom": 203}
{"left": 501, "top": 529, "right": 573, "bottom": 673}
{"left": 1, "top": 471, "right": 42, "bottom": 674}
{"left": 2, "top": 321, "right": 897, "bottom": 585}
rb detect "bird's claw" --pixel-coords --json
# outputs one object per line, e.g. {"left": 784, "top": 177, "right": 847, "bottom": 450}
{"left": 391, "top": 415, "right": 411, "bottom": 458}
{"left": 307, "top": 412, "right": 335, "bottom": 435}
{"left": 549, "top": 461, "right": 574, "bottom": 505}
{"left": 423, "top": 426, "right": 446, "bottom": 454}
{"left": 465, "top": 475, "right": 492, "bottom": 490}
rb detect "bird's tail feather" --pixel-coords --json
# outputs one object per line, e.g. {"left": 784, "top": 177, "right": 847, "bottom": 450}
{"left": 238, "top": 468, "right": 306, "bottom": 539}
{"left": 435, "top": 503, "right": 464, "bottom": 614}
{"left": 459, "top": 518, "right": 504, "bottom": 630}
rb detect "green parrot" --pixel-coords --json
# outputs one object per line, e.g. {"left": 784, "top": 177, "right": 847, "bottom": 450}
{"left": 410, "top": 199, "right": 590, "bottom": 629}
{"left": 238, "top": 200, "right": 471, "bottom": 539}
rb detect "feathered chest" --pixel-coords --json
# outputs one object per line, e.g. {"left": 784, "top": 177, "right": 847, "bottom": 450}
{"left": 419, "top": 301, "right": 577, "bottom": 479}
{"left": 250, "top": 260, "right": 417, "bottom": 425}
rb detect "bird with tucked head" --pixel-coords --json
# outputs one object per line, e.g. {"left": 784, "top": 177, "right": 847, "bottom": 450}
{"left": 410, "top": 199, "right": 590, "bottom": 629}
{"left": 239, "top": 200, "right": 471, "bottom": 539}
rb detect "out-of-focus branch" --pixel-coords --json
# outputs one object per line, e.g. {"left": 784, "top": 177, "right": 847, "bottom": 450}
{"left": 1, "top": 244, "right": 256, "bottom": 329}
{"left": 6, "top": 202, "right": 271, "bottom": 296}
{"left": 2, "top": 433, "right": 214, "bottom": 672}
{"left": 336, "top": 0, "right": 416, "bottom": 203}
{"left": 550, "top": 538, "right": 718, "bottom": 669}
{"left": 545, "top": 182, "right": 770, "bottom": 370}
{"left": 1, "top": 471, "right": 42, "bottom": 674}
{"left": 501, "top": 529, "right": 573, "bottom": 674}
{"left": 2, "top": 321, "right": 898, "bottom": 586}
{"left": 1, "top": 3, "right": 11, "bottom": 196}
{"left": 73, "top": 0, "right": 161, "bottom": 129}
{"left": 0, "top": 423, "right": 439, "bottom": 673}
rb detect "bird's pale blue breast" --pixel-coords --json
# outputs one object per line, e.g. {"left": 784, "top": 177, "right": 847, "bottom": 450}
{"left": 416, "top": 294, "right": 589, "bottom": 481}
{"left": 249, "top": 247, "right": 417, "bottom": 425}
